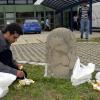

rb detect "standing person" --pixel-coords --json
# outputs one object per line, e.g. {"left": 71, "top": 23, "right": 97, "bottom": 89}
{"left": 41, "top": 20, "right": 44, "bottom": 31}
{"left": 0, "top": 23, "right": 25, "bottom": 84}
{"left": 45, "top": 17, "right": 50, "bottom": 31}
{"left": 73, "top": 14, "right": 78, "bottom": 30}
{"left": 78, "top": 0, "right": 90, "bottom": 39}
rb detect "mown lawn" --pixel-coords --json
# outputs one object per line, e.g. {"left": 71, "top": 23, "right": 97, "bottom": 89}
{"left": 1, "top": 64, "right": 100, "bottom": 100}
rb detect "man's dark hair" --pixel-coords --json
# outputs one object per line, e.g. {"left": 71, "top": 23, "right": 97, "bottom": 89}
{"left": 2, "top": 23, "right": 23, "bottom": 35}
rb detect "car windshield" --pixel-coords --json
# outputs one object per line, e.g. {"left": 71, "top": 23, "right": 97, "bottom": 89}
{"left": 24, "top": 22, "right": 40, "bottom": 27}
{"left": 25, "top": 20, "right": 38, "bottom": 23}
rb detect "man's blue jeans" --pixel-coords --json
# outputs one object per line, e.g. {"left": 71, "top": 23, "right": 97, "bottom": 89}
{"left": 80, "top": 18, "right": 90, "bottom": 39}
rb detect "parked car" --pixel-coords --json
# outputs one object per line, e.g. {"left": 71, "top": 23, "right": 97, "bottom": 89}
{"left": 23, "top": 19, "right": 42, "bottom": 33}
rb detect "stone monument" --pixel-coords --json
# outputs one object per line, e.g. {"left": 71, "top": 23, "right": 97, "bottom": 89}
{"left": 46, "top": 28, "right": 77, "bottom": 79}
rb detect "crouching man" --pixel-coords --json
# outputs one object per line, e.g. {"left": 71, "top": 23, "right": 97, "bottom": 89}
{"left": 0, "top": 23, "right": 25, "bottom": 98}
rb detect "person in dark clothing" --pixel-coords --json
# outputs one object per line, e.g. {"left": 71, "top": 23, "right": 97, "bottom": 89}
{"left": 0, "top": 23, "right": 25, "bottom": 79}
{"left": 73, "top": 15, "right": 78, "bottom": 30}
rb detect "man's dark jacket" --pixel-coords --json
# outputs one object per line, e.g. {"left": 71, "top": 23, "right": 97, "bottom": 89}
{"left": 0, "top": 32, "right": 17, "bottom": 75}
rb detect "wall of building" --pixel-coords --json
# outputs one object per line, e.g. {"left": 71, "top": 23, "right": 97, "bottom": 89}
{"left": 0, "top": 5, "right": 55, "bottom": 30}
{"left": 0, "top": 4, "right": 78, "bottom": 30}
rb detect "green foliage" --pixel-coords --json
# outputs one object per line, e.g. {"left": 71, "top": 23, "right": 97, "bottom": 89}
{"left": 1, "top": 64, "right": 100, "bottom": 100}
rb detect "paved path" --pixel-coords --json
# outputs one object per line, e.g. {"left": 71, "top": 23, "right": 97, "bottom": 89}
{"left": 11, "top": 42, "right": 100, "bottom": 69}
{"left": 13, "top": 31, "right": 100, "bottom": 45}
{"left": 77, "top": 42, "right": 100, "bottom": 70}
{"left": 11, "top": 43, "right": 46, "bottom": 62}
{"left": 13, "top": 32, "right": 48, "bottom": 45}
{"left": 11, "top": 31, "right": 100, "bottom": 70}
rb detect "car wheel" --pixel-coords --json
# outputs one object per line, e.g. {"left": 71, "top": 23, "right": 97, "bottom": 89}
{"left": 36, "top": 32, "right": 41, "bottom": 34}
{"left": 38, "top": 32, "right": 41, "bottom": 34}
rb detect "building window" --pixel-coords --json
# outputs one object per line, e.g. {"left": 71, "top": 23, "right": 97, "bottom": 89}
{"left": 5, "top": 13, "right": 15, "bottom": 19}
{"left": 0, "top": 13, "right": 4, "bottom": 18}
{"left": 15, "top": 0, "right": 26, "bottom": 4}
{"left": 16, "top": 12, "right": 34, "bottom": 25}
{"left": 28, "top": 0, "right": 33, "bottom": 4}
{"left": 0, "top": 0, "right": 6, "bottom": 4}
{"left": 0, "top": 0, "right": 35, "bottom": 4}
{"left": 0, "top": 19, "right": 4, "bottom": 25}
{"left": 5, "top": 13, "right": 15, "bottom": 25}
{"left": 16, "top": 12, "right": 34, "bottom": 18}
{"left": 8, "top": 0, "right": 14, "bottom": 4}
{"left": 0, "top": 18, "right": 4, "bottom": 29}
{"left": 6, "top": 19, "right": 15, "bottom": 25}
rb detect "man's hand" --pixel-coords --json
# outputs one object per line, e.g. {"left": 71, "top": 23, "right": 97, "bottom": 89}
{"left": 17, "top": 64, "right": 23, "bottom": 70}
{"left": 16, "top": 70, "right": 25, "bottom": 78}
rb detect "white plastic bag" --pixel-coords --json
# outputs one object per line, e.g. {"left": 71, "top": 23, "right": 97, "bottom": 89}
{"left": 71, "top": 57, "right": 95, "bottom": 86}
{"left": 0, "top": 87, "right": 8, "bottom": 98}
{"left": 95, "top": 72, "right": 100, "bottom": 81}
{"left": 0, "top": 72, "right": 16, "bottom": 98}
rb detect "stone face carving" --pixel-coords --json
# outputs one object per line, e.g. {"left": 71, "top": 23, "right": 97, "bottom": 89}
{"left": 46, "top": 28, "right": 77, "bottom": 79}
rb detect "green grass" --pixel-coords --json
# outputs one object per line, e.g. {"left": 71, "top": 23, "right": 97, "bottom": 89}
{"left": 77, "top": 37, "right": 100, "bottom": 42}
{"left": 1, "top": 64, "right": 100, "bottom": 100}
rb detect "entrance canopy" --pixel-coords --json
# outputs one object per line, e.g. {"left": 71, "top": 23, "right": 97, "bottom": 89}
{"left": 0, "top": 0, "right": 100, "bottom": 11}
{"left": 42, "top": 0, "right": 100, "bottom": 11}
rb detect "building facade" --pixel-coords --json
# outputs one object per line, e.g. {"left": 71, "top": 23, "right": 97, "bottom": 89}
{"left": 0, "top": 4, "right": 78, "bottom": 30}
{"left": 0, "top": 5, "right": 56, "bottom": 30}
